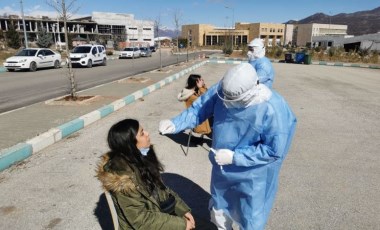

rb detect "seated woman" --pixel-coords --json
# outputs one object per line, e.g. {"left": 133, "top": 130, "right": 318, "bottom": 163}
{"left": 96, "top": 119, "right": 216, "bottom": 230}
{"left": 177, "top": 74, "right": 212, "bottom": 135}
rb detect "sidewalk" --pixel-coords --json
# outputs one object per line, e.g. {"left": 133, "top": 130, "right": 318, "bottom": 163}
{"left": 0, "top": 60, "right": 379, "bottom": 229}
{"left": 0, "top": 59, "right": 207, "bottom": 170}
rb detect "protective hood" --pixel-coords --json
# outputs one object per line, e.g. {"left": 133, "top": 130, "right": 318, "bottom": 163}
{"left": 247, "top": 38, "right": 266, "bottom": 61}
{"left": 177, "top": 88, "right": 195, "bottom": 101}
{"left": 218, "top": 63, "right": 272, "bottom": 108}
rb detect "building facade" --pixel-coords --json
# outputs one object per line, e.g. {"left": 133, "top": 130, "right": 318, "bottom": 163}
{"left": 182, "top": 22, "right": 285, "bottom": 47}
{"left": 293, "top": 23, "right": 347, "bottom": 47}
{"left": 0, "top": 12, "right": 154, "bottom": 49}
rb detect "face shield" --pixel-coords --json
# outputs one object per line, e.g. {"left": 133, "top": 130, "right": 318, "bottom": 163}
{"left": 247, "top": 38, "right": 266, "bottom": 61}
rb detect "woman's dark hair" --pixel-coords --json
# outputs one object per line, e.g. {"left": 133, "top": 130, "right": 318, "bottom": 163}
{"left": 107, "top": 119, "right": 165, "bottom": 194}
{"left": 186, "top": 74, "right": 202, "bottom": 94}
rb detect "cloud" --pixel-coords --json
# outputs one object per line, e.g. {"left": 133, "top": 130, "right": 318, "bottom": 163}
{"left": 0, "top": 6, "right": 19, "bottom": 16}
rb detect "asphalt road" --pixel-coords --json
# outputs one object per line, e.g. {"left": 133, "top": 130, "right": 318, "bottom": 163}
{"left": 0, "top": 62, "right": 379, "bottom": 229}
{"left": 0, "top": 49, "right": 213, "bottom": 113}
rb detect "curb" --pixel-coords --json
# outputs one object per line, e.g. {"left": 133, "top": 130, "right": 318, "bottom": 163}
{"left": 208, "top": 57, "right": 380, "bottom": 69}
{"left": 0, "top": 61, "right": 207, "bottom": 171}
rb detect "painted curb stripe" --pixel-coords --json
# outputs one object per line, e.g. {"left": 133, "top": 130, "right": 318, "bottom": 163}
{"left": 99, "top": 105, "right": 114, "bottom": 118}
{"left": 58, "top": 118, "right": 84, "bottom": 138}
{"left": 0, "top": 143, "right": 32, "bottom": 171}
{"left": 124, "top": 95, "right": 135, "bottom": 104}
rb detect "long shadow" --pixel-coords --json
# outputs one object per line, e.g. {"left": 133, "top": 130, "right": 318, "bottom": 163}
{"left": 93, "top": 193, "right": 114, "bottom": 230}
{"left": 162, "top": 172, "right": 211, "bottom": 220}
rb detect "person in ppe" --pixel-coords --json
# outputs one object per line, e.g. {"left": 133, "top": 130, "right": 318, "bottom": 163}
{"left": 159, "top": 63, "right": 297, "bottom": 230}
{"left": 247, "top": 38, "right": 275, "bottom": 88}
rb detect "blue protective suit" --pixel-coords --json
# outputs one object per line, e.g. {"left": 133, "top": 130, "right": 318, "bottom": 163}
{"left": 249, "top": 57, "right": 275, "bottom": 88}
{"left": 171, "top": 85, "right": 297, "bottom": 230}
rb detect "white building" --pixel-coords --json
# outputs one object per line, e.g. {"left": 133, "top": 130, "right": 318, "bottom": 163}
{"left": 91, "top": 12, "right": 154, "bottom": 47}
{"left": 294, "top": 23, "right": 348, "bottom": 47}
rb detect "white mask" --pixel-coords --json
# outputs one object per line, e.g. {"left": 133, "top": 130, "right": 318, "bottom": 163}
{"left": 139, "top": 147, "right": 150, "bottom": 156}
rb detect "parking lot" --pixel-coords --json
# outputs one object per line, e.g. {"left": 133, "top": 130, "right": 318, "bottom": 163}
{"left": 0, "top": 61, "right": 379, "bottom": 229}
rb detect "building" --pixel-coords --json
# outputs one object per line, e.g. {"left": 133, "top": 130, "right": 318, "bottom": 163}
{"left": 235, "top": 23, "right": 285, "bottom": 47}
{"left": 312, "top": 33, "right": 380, "bottom": 51}
{"left": 0, "top": 12, "right": 154, "bottom": 49}
{"left": 91, "top": 12, "right": 154, "bottom": 48}
{"left": 292, "top": 23, "right": 348, "bottom": 47}
{"left": 181, "top": 22, "right": 285, "bottom": 47}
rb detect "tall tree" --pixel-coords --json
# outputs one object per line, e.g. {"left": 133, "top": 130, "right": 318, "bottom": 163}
{"left": 172, "top": 9, "right": 183, "bottom": 65}
{"left": 6, "top": 23, "right": 21, "bottom": 49}
{"left": 36, "top": 27, "right": 53, "bottom": 48}
{"left": 46, "top": 0, "right": 79, "bottom": 99}
{"left": 154, "top": 15, "right": 163, "bottom": 71}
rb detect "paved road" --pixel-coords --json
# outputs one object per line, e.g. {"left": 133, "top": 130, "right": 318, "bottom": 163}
{"left": 0, "top": 49, "right": 213, "bottom": 113}
{"left": 0, "top": 61, "right": 379, "bottom": 229}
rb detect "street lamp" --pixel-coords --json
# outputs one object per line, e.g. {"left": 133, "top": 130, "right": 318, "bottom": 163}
{"left": 20, "top": 0, "right": 28, "bottom": 48}
{"left": 225, "top": 5, "right": 234, "bottom": 47}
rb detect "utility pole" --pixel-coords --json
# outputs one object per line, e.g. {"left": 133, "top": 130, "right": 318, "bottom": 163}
{"left": 225, "top": 5, "right": 234, "bottom": 49}
{"left": 20, "top": 0, "right": 28, "bottom": 48}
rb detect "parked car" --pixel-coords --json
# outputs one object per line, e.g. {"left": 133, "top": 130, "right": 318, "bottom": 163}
{"left": 69, "top": 44, "right": 107, "bottom": 68}
{"left": 139, "top": 47, "right": 152, "bottom": 57}
{"left": 119, "top": 47, "right": 141, "bottom": 59}
{"left": 3, "top": 48, "right": 61, "bottom": 72}
{"left": 150, "top": 46, "right": 156, "bottom": 52}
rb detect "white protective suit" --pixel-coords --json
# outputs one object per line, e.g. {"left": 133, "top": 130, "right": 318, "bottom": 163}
{"left": 159, "top": 63, "right": 297, "bottom": 230}
{"left": 247, "top": 38, "right": 275, "bottom": 88}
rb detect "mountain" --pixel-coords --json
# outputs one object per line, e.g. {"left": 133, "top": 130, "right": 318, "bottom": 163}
{"left": 155, "top": 28, "right": 180, "bottom": 38}
{"left": 286, "top": 6, "right": 380, "bottom": 35}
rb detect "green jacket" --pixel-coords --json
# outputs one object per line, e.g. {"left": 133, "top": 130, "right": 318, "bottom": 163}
{"left": 96, "top": 154, "right": 191, "bottom": 230}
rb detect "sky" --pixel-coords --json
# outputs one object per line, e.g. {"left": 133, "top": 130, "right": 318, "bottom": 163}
{"left": 0, "top": 0, "right": 379, "bottom": 29}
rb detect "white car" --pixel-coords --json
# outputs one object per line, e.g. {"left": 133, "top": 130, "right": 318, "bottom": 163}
{"left": 119, "top": 47, "right": 141, "bottom": 59}
{"left": 69, "top": 44, "right": 107, "bottom": 68}
{"left": 3, "top": 48, "right": 62, "bottom": 72}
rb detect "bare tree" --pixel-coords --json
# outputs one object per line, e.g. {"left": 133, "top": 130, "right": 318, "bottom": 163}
{"left": 172, "top": 9, "right": 183, "bottom": 65}
{"left": 46, "top": 0, "right": 79, "bottom": 99}
{"left": 154, "top": 15, "right": 163, "bottom": 71}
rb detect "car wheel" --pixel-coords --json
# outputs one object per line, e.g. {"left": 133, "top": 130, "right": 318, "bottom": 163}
{"left": 29, "top": 62, "right": 37, "bottom": 72}
{"left": 54, "top": 60, "right": 60, "bottom": 69}
{"left": 102, "top": 58, "right": 107, "bottom": 66}
{"left": 87, "top": 60, "right": 92, "bottom": 68}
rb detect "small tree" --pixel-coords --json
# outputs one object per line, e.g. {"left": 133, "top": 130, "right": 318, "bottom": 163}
{"left": 6, "top": 24, "right": 21, "bottom": 49}
{"left": 47, "top": 0, "right": 79, "bottom": 99}
{"left": 154, "top": 15, "right": 163, "bottom": 71}
{"left": 172, "top": 9, "right": 182, "bottom": 65}
{"left": 37, "top": 27, "right": 53, "bottom": 48}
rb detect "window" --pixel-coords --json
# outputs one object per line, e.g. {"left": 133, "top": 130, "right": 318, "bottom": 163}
{"left": 128, "top": 27, "right": 137, "bottom": 30}
{"left": 45, "top": 50, "right": 54, "bottom": 55}
{"left": 92, "top": 47, "right": 98, "bottom": 55}
{"left": 143, "top": 28, "right": 151, "bottom": 30}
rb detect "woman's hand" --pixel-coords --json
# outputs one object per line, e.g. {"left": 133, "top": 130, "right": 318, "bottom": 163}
{"left": 184, "top": 212, "right": 195, "bottom": 229}
{"left": 196, "top": 78, "right": 205, "bottom": 88}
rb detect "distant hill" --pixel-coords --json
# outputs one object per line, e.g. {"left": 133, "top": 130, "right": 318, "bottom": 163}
{"left": 286, "top": 6, "right": 380, "bottom": 35}
{"left": 155, "top": 28, "right": 180, "bottom": 39}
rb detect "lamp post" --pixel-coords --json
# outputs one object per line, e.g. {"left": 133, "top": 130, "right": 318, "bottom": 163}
{"left": 20, "top": 0, "right": 28, "bottom": 48}
{"left": 225, "top": 5, "right": 234, "bottom": 48}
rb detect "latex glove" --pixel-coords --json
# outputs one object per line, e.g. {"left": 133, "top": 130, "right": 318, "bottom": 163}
{"left": 159, "top": 119, "right": 175, "bottom": 135}
{"left": 214, "top": 149, "right": 234, "bottom": 165}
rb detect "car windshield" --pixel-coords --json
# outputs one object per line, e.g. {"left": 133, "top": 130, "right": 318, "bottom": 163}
{"left": 140, "top": 47, "right": 147, "bottom": 51}
{"left": 15, "top": 49, "right": 38, "bottom": 56}
{"left": 72, "top": 46, "right": 92, "bottom": 53}
{"left": 123, "top": 48, "right": 134, "bottom": 51}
